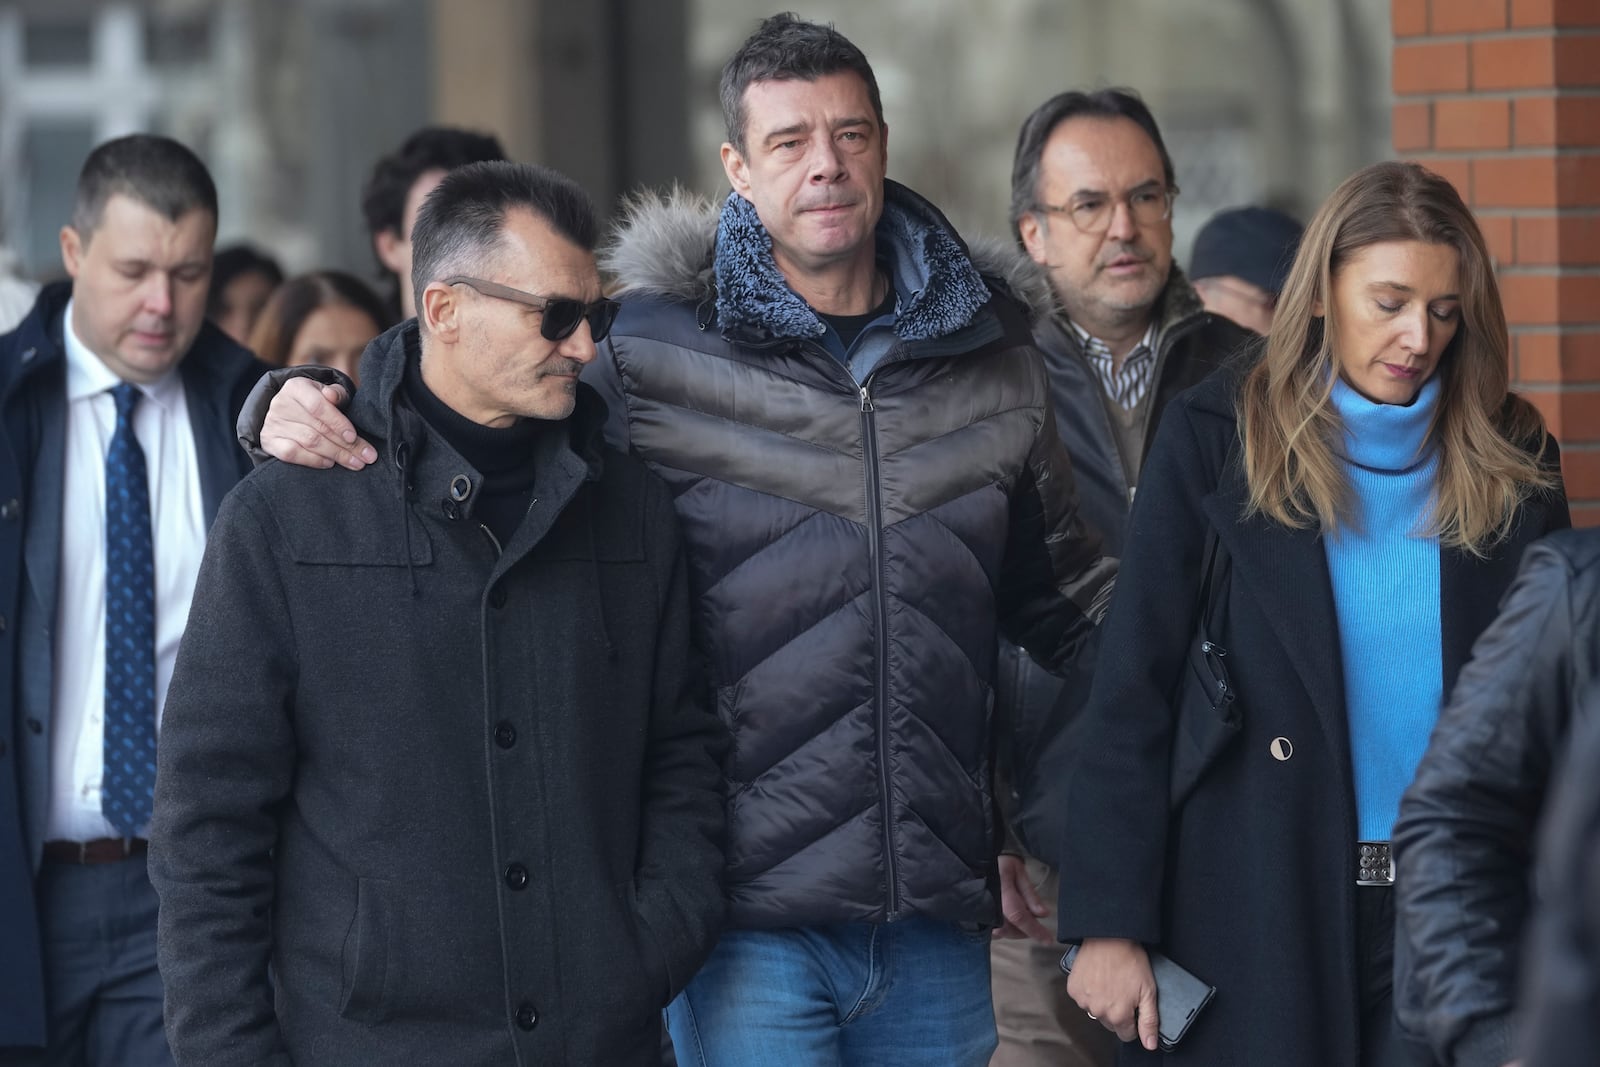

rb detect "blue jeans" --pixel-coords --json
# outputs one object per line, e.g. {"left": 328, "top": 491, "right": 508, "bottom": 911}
{"left": 666, "top": 917, "right": 996, "bottom": 1067}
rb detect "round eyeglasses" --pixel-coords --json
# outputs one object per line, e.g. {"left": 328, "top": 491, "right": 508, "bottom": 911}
{"left": 1031, "top": 186, "right": 1178, "bottom": 236}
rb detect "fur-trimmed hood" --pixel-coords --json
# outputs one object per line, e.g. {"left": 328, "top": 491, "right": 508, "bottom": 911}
{"left": 600, "top": 180, "right": 1063, "bottom": 335}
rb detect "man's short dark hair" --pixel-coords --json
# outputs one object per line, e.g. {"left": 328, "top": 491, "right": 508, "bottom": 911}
{"left": 409, "top": 161, "right": 598, "bottom": 316}
{"left": 719, "top": 12, "right": 884, "bottom": 153}
{"left": 72, "top": 134, "right": 217, "bottom": 236}
{"left": 360, "top": 126, "right": 507, "bottom": 242}
{"left": 1009, "top": 88, "right": 1177, "bottom": 240}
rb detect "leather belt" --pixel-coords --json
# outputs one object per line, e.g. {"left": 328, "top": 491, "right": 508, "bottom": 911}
{"left": 1357, "top": 840, "right": 1393, "bottom": 886}
{"left": 42, "top": 838, "right": 148, "bottom": 864}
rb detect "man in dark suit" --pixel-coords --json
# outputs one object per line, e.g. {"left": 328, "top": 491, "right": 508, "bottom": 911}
{"left": 0, "top": 134, "right": 267, "bottom": 1064}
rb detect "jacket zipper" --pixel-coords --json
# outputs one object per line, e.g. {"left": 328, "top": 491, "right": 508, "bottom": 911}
{"left": 784, "top": 336, "right": 922, "bottom": 919}
{"left": 858, "top": 378, "right": 900, "bottom": 920}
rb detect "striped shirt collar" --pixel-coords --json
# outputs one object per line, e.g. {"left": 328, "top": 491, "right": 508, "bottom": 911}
{"left": 1069, "top": 319, "right": 1159, "bottom": 411}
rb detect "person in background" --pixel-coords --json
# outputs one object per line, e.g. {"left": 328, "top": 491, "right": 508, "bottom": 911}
{"left": 361, "top": 126, "right": 505, "bottom": 319}
{"left": 1057, "top": 161, "right": 1566, "bottom": 1066}
{"left": 990, "top": 88, "right": 1253, "bottom": 1067}
{"left": 1394, "top": 523, "right": 1600, "bottom": 1067}
{"left": 1188, "top": 205, "right": 1304, "bottom": 336}
{"left": 0, "top": 133, "right": 269, "bottom": 1065}
{"left": 246, "top": 270, "right": 390, "bottom": 386}
{"left": 207, "top": 244, "right": 283, "bottom": 346}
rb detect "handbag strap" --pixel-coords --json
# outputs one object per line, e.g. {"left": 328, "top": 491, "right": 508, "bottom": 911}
{"left": 1196, "top": 528, "right": 1226, "bottom": 641}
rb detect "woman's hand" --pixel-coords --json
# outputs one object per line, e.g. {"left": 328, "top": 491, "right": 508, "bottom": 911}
{"left": 1066, "top": 936, "right": 1161, "bottom": 1050}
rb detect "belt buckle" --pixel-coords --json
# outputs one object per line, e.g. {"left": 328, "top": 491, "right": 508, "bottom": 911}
{"left": 1357, "top": 841, "right": 1393, "bottom": 886}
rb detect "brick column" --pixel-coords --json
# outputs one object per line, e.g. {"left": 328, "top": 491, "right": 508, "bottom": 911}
{"left": 1392, "top": 0, "right": 1600, "bottom": 524}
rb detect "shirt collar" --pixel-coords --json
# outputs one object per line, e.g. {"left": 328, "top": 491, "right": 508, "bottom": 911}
{"left": 62, "top": 298, "right": 185, "bottom": 412}
{"left": 1068, "top": 318, "right": 1158, "bottom": 361}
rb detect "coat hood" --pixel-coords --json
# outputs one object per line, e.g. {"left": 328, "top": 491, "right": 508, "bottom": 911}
{"left": 601, "top": 180, "right": 1052, "bottom": 338}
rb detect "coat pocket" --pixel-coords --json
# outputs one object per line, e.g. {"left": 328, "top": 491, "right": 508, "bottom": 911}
{"left": 1168, "top": 636, "right": 1241, "bottom": 810}
{"left": 339, "top": 875, "right": 504, "bottom": 1027}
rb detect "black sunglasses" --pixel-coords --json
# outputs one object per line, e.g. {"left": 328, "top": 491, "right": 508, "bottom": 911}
{"left": 442, "top": 275, "right": 621, "bottom": 342}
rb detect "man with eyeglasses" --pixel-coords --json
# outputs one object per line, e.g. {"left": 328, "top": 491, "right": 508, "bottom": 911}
{"left": 146, "top": 161, "right": 728, "bottom": 1067}
{"left": 988, "top": 89, "right": 1254, "bottom": 1067}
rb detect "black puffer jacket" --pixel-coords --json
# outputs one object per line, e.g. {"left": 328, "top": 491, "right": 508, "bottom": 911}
{"left": 1395, "top": 528, "right": 1600, "bottom": 1067}
{"left": 593, "top": 181, "right": 1116, "bottom": 929}
{"left": 994, "top": 265, "right": 1252, "bottom": 860}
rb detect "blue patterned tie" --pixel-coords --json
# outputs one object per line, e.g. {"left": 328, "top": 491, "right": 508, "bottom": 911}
{"left": 102, "top": 382, "right": 157, "bottom": 837}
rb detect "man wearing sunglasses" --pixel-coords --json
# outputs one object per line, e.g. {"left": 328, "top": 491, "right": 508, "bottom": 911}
{"left": 147, "top": 161, "right": 727, "bottom": 1066}
{"left": 992, "top": 89, "right": 1256, "bottom": 1065}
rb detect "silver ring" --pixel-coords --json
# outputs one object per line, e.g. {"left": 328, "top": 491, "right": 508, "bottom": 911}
{"left": 1087, "top": 1012, "right": 1097, "bottom": 1020}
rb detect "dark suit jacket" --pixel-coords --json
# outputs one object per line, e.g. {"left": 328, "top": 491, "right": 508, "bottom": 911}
{"left": 1056, "top": 364, "right": 1568, "bottom": 1066}
{"left": 0, "top": 280, "right": 267, "bottom": 1046}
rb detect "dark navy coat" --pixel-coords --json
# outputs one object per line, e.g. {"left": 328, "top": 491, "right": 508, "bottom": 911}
{"left": 0, "top": 281, "right": 266, "bottom": 1046}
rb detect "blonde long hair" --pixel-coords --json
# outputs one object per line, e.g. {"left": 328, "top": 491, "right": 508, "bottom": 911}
{"left": 1239, "top": 161, "right": 1555, "bottom": 555}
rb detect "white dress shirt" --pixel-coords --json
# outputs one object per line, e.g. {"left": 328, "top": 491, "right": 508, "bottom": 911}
{"left": 44, "top": 301, "right": 207, "bottom": 842}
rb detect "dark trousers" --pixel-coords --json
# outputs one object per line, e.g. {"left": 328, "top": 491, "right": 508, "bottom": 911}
{"left": 30, "top": 853, "right": 172, "bottom": 1067}
{"left": 1357, "top": 886, "right": 1437, "bottom": 1067}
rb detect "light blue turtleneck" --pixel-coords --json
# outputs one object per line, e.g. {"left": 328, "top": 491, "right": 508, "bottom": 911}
{"left": 1323, "top": 374, "right": 1443, "bottom": 842}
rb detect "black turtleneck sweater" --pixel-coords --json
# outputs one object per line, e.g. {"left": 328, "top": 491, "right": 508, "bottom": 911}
{"left": 402, "top": 353, "right": 542, "bottom": 546}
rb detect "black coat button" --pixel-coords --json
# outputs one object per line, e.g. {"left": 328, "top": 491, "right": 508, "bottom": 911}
{"left": 0, "top": 498, "right": 20, "bottom": 520}
{"left": 26, "top": 717, "right": 42, "bottom": 735}
{"left": 515, "top": 1001, "right": 538, "bottom": 1030}
{"left": 495, "top": 721, "right": 516, "bottom": 749}
{"left": 489, "top": 585, "right": 507, "bottom": 609}
{"left": 504, "top": 863, "right": 529, "bottom": 890}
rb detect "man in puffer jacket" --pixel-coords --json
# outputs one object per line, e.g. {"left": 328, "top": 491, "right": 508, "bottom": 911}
{"left": 242, "top": 15, "right": 1115, "bottom": 1066}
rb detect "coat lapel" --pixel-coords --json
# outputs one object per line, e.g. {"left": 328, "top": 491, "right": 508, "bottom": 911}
{"left": 179, "top": 355, "right": 242, "bottom": 528}
{"left": 1200, "top": 482, "right": 1351, "bottom": 772}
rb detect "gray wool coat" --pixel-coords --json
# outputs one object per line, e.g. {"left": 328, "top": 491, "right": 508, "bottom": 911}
{"left": 149, "top": 323, "right": 727, "bottom": 1066}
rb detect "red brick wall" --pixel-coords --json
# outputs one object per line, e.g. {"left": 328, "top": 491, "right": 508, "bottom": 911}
{"left": 1393, "top": 0, "right": 1600, "bottom": 524}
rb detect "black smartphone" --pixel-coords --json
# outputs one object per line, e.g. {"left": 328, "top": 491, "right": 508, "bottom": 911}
{"left": 1058, "top": 943, "right": 1216, "bottom": 1051}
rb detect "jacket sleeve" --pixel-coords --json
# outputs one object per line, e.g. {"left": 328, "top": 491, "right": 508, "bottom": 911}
{"left": 630, "top": 480, "right": 728, "bottom": 999}
{"left": 234, "top": 364, "right": 356, "bottom": 465}
{"left": 148, "top": 484, "right": 297, "bottom": 1066}
{"left": 1520, "top": 710, "right": 1600, "bottom": 1067}
{"left": 995, "top": 371, "right": 1117, "bottom": 675}
{"left": 1055, "top": 397, "right": 1215, "bottom": 945}
{"left": 1392, "top": 541, "right": 1577, "bottom": 1067}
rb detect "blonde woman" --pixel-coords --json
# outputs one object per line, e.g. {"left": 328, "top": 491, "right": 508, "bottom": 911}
{"left": 1055, "top": 161, "right": 1569, "bottom": 1066}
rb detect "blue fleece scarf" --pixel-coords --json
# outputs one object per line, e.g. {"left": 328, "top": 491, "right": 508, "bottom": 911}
{"left": 711, "top": 184, "right": 991, "bottom": 344}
